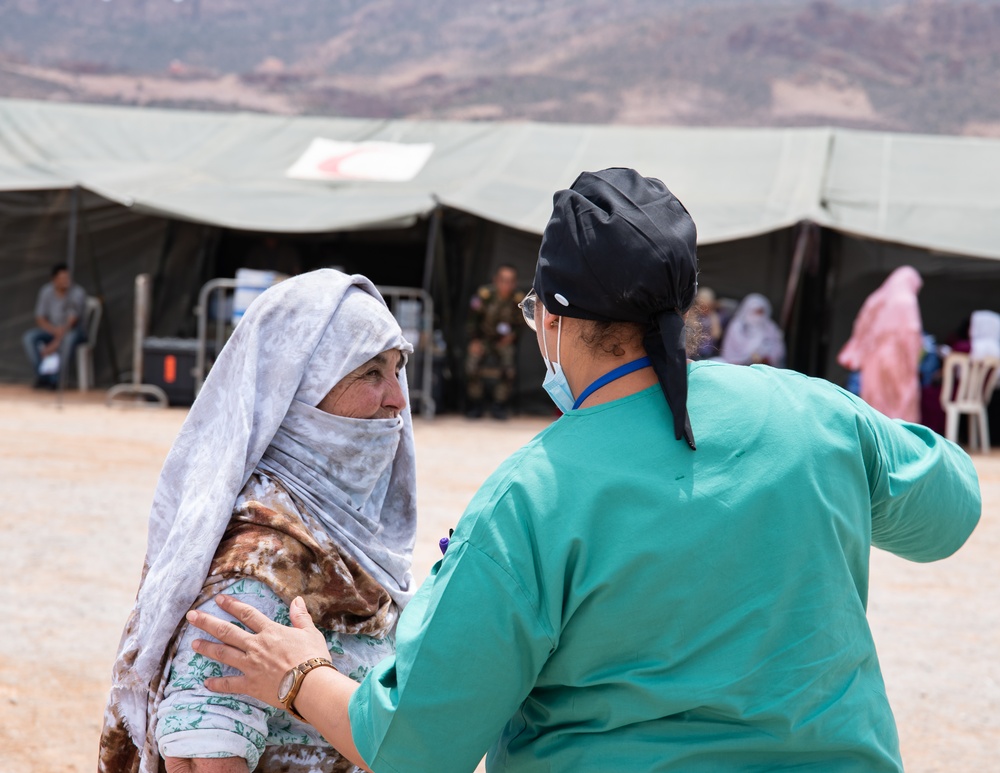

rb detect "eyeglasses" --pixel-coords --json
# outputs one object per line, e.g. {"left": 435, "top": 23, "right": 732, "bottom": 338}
{"left": 518, "top": 289, "right": 538, "bottom": 331}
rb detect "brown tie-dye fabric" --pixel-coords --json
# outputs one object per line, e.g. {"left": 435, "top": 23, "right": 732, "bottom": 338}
{"left": 98, "top": 474, "right": 395, "bottom": 773}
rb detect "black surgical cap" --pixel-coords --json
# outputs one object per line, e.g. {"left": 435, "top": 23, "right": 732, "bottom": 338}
{"left": 534, "top": 167, "right": 699, "bottom": 449}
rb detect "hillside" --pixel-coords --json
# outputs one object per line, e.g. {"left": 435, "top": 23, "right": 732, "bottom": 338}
{"left": 0, "top": 0, "right": 998, "bottom": 135}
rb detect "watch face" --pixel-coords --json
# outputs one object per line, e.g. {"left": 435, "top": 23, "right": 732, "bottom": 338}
{"left": 278, "top": 669, "right": 296, "bottom": 701}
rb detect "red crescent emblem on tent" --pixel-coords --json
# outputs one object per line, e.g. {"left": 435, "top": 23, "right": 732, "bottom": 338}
{"left": 317, "top": 147, "right": 378, "bottom": 177}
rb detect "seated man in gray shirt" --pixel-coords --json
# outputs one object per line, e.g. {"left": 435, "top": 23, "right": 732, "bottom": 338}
{"left": 22, "top": 263, "right": 88, "bottom": 388}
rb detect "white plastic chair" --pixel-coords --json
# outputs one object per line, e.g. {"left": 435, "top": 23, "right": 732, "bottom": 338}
{"left": 75, "top": 296, "right": 103, "bottom": 391}
{"left": 940, "top": 352, "right": 1000, "bottom": 452}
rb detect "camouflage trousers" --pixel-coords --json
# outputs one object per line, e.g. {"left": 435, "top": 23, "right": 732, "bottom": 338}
{"left": 466, "top": 344, "right": 517, "bottom": 404}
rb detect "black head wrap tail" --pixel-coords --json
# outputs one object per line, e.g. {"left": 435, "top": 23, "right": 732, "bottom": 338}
{"left": 645, "top": 309, "right": 695, "bottom": 449}
{"left": 535, "top": 167, "right": 699, "bottom": 449}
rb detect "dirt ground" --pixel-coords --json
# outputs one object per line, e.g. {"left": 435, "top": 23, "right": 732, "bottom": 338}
{"left": 0, "top": 385, "right": 996, "bottom": 772}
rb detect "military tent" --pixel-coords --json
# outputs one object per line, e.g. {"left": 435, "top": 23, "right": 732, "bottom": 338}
{"left": 2, "top": 98, "right": 999, "bottom": 410}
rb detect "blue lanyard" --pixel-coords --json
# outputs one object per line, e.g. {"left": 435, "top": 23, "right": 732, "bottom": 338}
{"left": 572, "top": 356, "right": 652, "bottom": 410}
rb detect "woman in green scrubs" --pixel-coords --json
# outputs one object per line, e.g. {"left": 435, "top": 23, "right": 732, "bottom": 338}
{"left": 186, "top": 168, "right": 981, "bottom": 773}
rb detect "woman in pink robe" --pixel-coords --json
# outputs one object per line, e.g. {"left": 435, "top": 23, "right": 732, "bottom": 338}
{"left": 838, "top": 266, "right": 924, "bottom": 422}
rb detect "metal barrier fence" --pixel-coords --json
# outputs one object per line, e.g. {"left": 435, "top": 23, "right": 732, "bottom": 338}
{"left": 193, "top": 278, "right": 436, "bottom": 418}
{"left": 376, "top": 285, "right": 436, "bottom": 419}
{"left": 105, "top": 273, "right": 169, "bottom": 408}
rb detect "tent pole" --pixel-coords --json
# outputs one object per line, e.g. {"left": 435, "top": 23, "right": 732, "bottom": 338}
{"left": 815, "top": 228, "right": 837, "bottom": 379}
{"left": 422, "top": 203, "right": 442, "bottom": 295}
{"left": 780, "top": 221, "right": 815, "bottom": 332}
{"left": 66, "top": 186, "right": 79, "bottom": 278}
{"left": 56, "top": 186, "right": 81, "bottom": 404}
{"left": 78, "top": 195, "right": 123, "bottom": 382}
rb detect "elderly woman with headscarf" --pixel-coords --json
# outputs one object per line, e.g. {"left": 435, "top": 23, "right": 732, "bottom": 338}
{"left": 182, "top": 170, "right": 978, "bottom": 773}
{"left": 719, "top": 292, "right": 786, "bottom": 367}
{"left": 98, "top": 270, "right": 416, "bottom": 773}
{"left": 837, "top": 266, "right": 924, "bottom": 422}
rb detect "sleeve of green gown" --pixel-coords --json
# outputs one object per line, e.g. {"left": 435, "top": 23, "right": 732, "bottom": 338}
{"left": 859, "top": 400, "right": 981, "bottom": 562}
{"left": 348, "top": 530, "right": 556, "bottom": 773}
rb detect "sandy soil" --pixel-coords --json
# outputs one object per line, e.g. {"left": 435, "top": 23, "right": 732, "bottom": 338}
{"left": 0, "top": 385, "right": 996, "bottom": 771}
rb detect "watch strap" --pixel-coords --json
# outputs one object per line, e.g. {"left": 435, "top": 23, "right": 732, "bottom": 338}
{"left": 280, "top": 657, "right": 335, "bottom": 722}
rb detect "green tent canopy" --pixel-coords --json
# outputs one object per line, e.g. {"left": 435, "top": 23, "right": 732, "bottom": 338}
{"left": 3, "top": 98, "right": 1000, "bottom": 394}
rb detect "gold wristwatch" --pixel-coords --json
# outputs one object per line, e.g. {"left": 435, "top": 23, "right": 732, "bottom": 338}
{"left": 277, "top": 657, "right": 335, "bottom": 721}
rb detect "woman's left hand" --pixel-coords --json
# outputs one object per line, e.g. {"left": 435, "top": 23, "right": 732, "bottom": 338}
{"left": 185, "top": 594, "right": 330, "bottom": 709}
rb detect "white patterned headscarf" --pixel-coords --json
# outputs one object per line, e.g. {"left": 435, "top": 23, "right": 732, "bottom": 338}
{"left": 112, "top": 268, "right": 416, "bottom": 747}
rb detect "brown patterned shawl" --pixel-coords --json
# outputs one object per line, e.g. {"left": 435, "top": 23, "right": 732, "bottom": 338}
{"left": 98, "top": 475, "right": 396, "bottom": 773}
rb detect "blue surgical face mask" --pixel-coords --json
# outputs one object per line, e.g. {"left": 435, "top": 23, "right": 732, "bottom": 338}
{"left": 541, "top": 315, "right": 575, "bottom": 413}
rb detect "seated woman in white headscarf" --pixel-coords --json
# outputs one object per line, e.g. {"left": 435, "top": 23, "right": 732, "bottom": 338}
{"left": 98, "top": 270, "right": 417, "bottom": 773}
{"left": 719, "top": 292, "right": 786, "bottom": 368}
{"left": 970, "top": 309, "right": 1000, "bottom": 360}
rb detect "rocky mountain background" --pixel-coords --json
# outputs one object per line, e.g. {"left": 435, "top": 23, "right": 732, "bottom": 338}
{"left": 1, "top": 0, "right": 998, "bottom": 136}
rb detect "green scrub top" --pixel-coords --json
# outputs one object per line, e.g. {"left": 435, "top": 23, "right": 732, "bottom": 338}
{"left": 350, "top": 362, "right": 981, "bottom": 772}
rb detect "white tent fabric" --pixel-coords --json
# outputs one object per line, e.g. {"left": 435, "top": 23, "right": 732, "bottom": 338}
{"left": 823, "top": 129, "right": 1000, "bottom": 262}
{"left": 432, "top": 123, "right": 832, "bottom": 242}
{"left": 1, "top": 98, "right": 999, "bottom": 258}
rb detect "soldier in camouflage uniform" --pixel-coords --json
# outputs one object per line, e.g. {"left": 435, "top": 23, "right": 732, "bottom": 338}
{"left": 465, "top": 264, "right": 525, "bottom": 419}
